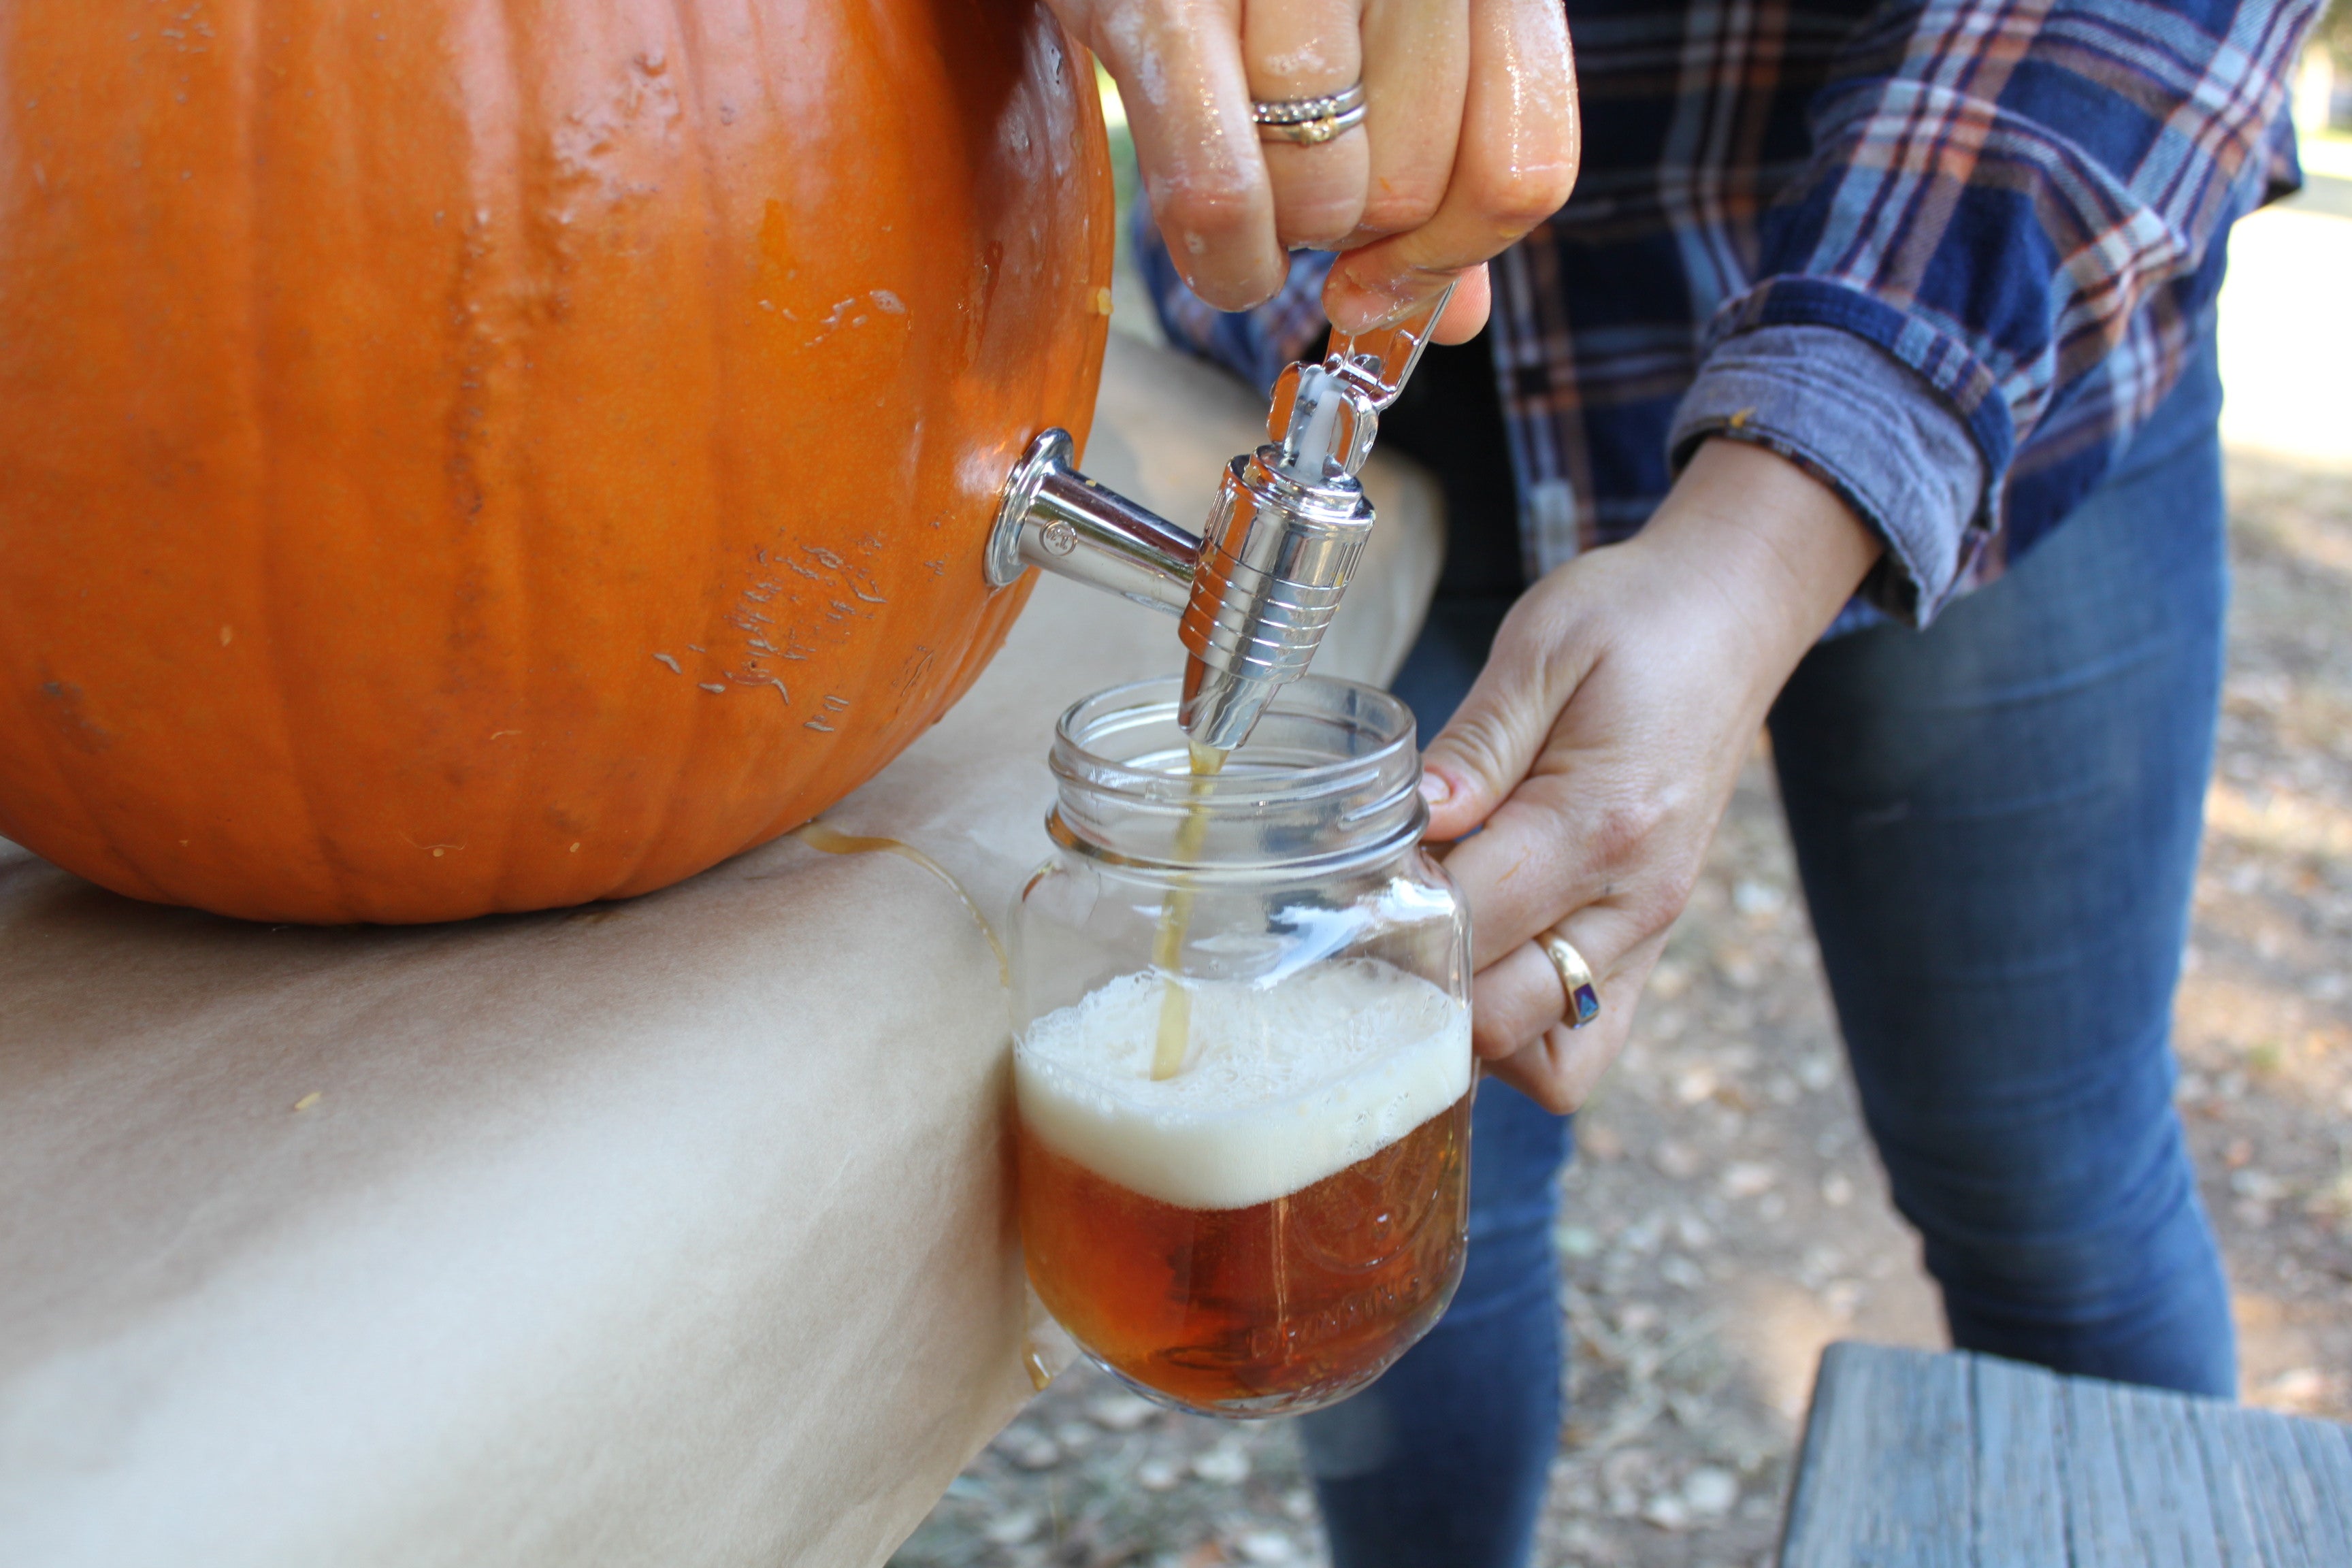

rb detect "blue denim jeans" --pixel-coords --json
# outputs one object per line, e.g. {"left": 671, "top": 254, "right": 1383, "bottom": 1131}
{"left": 1305, "top": 329, "right": 2236, "bottom": 1567}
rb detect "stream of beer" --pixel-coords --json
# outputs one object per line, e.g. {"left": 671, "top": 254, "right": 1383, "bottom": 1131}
{"left": 1147, "top": 742, "right": 1230, "bottom": 1081}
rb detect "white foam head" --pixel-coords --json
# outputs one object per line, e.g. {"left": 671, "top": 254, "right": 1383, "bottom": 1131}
{"left": 1014, "top": 959, "right": 1472, "bottom": 1211}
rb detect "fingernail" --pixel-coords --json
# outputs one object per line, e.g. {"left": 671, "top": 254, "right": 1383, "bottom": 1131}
{"left": 1328, "top": 282, "right": 1409, "bottom": 334}
{"left": 1325, "top": 287, "right": 1385, "bottom": 335}
{"left": 1328, "top": 263, "right": 1448, "bottom": 334}
{"left": 1418, "top": 771, "right": 1453, "bottom": 807}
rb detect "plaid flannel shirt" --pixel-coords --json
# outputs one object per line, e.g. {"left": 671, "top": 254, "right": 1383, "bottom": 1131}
{"left": 1143, "top": 0, "right": 2319, "bottom": 627}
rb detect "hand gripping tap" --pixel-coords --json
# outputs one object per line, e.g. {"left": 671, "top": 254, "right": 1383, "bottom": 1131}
{"left": 986, "top": 284, "right": 1454, "bottom": 751}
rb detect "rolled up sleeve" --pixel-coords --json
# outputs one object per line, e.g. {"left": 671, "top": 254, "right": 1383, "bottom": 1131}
{"left": 1670, "top": 325, "right": 1987, "bottom": 625}
{"left": 1688, "top": 0, "right": 2319, "bottom": 621}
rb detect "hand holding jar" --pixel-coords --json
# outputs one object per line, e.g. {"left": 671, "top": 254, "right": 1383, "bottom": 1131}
{"left": 1421, "top": 440, "right": 1883, "bottom": 1113}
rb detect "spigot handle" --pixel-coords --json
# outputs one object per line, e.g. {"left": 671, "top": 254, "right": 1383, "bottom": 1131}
{"left": 1266, "top": 278, "right": 1458, "bottom": 482}
{"left": 1324, "top": 279, "right": 1457, "bottom": 412}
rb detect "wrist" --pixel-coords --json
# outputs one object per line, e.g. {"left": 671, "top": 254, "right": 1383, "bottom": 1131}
{"left": 1634, "top": 437, "right": 1882, "bottom": 696}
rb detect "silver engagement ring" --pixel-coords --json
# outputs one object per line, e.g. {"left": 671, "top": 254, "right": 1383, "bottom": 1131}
{"left": 1252, "top": 82, "right": 1368, "bottom": 146}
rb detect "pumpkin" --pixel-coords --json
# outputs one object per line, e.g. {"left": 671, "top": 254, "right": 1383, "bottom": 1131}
{"left": 0, "top": 0, "right": 1111, "bottom": 924}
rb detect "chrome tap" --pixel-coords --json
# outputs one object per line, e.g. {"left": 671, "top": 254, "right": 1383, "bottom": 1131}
{"left": 986, "top": 283, "right": 1454, "bottom": 752}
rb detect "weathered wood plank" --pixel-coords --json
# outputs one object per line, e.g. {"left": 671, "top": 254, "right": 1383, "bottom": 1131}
{"left": 2198, "top": 1395, "right": 2278, "bottom": 1568}
{"left": 2055, "top": 1372, "right": 2144, "bottom": 1563}
{"left": 2185, "top": 1386, "right": 2285, "bottom": 1566}
{"left": 1965, "top": 1352, "right": 2065, "bottom": 1564}
{"left": 1778, "top": 1342, "right": 1972, "bottom": 1568}
{"left": 2104, "top": 1380, "right": 2230, "bottom": 1568}
{"left": 2238, "top": 1403, "right": 2338, "bottom": 1567}
{"left": 2285, "top": 1416, "right": 2352, "bottom": 1554}
{"left": 1779, "top": 1343, "right": 2352, "bottom": 1568}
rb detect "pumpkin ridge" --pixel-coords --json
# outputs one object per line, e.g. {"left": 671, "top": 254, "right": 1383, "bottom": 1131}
{"left": 248, "top": 8, "right": 359, "bottom": 923}
{"left": 0, "top": 674, "right": 172, "bottom": 907}
{"left": 643, "top": 0, "right": 758, "bottom": 898}
{"left": 523, "top": 5, "right": 689, "bottom": 911}
{"left": 511, "top": 0, "right": 622, "bottom": 919}
{"left": 584, "top": 7, "right": 719, "bottom": 908}
{"left": 480, "top": 0, "right": 537, "bottom": 918}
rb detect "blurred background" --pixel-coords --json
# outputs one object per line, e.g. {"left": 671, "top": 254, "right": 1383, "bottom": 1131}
{"left": 895, "top": 27, "right": 2352, "bottom": 1568}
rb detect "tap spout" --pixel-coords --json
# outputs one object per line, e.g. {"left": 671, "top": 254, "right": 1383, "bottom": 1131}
{"left": 988, "top": 282, "right": 1454, "bottom": 755}
{"left": 985, "top": 428, "right": 1199, "bottom": 615}
{"left": 1177, "top": 448, "right": 1371, "bottom": 751}
{"left": 1178, "top": 282, "right": 1456, "bottom": 751}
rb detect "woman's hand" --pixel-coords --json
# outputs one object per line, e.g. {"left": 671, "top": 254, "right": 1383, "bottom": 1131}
{"left": 1420, "top": 441, "right": 1884, "bottom": 1112}
{"left": 1045, "top": 0, "right": 1578, "bottom": 343}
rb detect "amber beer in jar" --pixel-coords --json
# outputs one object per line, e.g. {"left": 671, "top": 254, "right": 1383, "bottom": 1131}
{"left": 1011, "top": 678, "right": 1473, "bottom": 1417}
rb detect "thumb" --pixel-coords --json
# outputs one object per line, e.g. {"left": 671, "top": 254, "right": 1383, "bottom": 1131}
{"left": 1417, "top": 606, "right": 1598, "bottom": 842}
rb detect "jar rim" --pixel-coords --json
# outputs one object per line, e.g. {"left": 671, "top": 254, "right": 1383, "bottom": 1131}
{"left": 1047, "top": 675, "right": 1426, "bottom": 875}
{"left": 1051, "top": 674, "right": 1415, "bottom": 801}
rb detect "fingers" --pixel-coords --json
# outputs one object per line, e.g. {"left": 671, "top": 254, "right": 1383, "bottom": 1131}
{"left": 1451, "top": 746, "right": 1705, "bottom": 973}
{"left": 1482, "top": 1009, "right": 1624, "bottom": 1115}
{"left": 1477, "top": 924, "right": 1667, "bottom": 1115}
{"left": 1080, "top": 0, "right": 1382, "bottom": 308}
{"left": 1352, "top": 0, "right": 1467, "bottom": 243}
{"left": 1431, "top": 264, "right": 1490, "bottom": 344}
{"left": 1090, "top": 0, "right": 1287, "bottom": 310}
{"left": 1471, "top": 905, "right": 1640, "bottom": 1055}
{"left": 1322, "top": 0, "right": 1578, "bottom": 334}
{"left": 1077, "top": 0, "right": 1565, "bottom": 319}
{"left": 1421, "top": 555, "right": 1719, "bottom": 973}
{"left": 1418, "top": 579, "right": 1601, "bottom": 854}
{"left": 1245, "top": 0, "right": 1370, "bottom": 250}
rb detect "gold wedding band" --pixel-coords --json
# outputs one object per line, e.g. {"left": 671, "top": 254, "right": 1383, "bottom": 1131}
{"left": 1252, "top": 82, "right": 1368, "bottom": 146}
{"left": 1537, "top": 929, "right": 1603, "bottom": 1030}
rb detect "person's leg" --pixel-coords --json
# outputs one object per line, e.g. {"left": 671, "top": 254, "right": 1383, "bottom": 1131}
{"left": 1300, "top": 592, "right": 1570, "bottom": 1568}
{"left": 1767, "top": 329, "right": 2236, "bottom": 1395}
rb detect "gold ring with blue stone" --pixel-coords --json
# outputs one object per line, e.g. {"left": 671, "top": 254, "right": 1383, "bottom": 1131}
{"left": 1537, "top": 928, "right": 1603, "bottom": 1030}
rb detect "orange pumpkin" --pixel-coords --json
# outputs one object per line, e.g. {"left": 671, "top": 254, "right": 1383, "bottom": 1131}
{"left": 0, "top": 0, "right": 1111, "bottom": 923}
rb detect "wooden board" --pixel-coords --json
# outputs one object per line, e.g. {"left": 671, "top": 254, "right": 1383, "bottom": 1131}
{"left": 1781, "top": 1342, "right": 2352, "bottom": 1567}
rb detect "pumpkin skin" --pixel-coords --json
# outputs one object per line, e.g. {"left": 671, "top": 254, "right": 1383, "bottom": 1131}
{"left": 0, "top": 0, "right": 1111, "bottom": 924}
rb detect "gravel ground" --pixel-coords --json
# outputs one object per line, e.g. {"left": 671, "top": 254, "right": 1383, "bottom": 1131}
{"left": 896, "top": 137, "right": 2352, "bottom": 1567}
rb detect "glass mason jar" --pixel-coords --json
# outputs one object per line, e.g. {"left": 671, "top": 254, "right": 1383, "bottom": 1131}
{"left": 1010, "top": 674, "right": 1475, "bottom": 1418}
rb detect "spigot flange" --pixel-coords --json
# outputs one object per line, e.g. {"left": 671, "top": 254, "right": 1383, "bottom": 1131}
{"left": 986, "top": 429, "right": 1200, "bottom": 615}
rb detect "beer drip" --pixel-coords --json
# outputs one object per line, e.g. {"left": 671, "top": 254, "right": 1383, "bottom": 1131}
{"left": 1147, "top": 742, "right": 1229, "bottom": 1081}
{"left": 789, "top": 822, "right": 1009, "bottom": 987}
{"left": 1020, "top": 1293, "right": 1079, "bottom": 1393}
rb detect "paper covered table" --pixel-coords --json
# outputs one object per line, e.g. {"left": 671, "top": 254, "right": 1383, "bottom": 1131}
{"left": 0, "top": 331, "right": 1443, "bottom": 1568}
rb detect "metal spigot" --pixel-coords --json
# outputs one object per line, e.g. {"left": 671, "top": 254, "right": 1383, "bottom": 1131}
{"left": 987, "top": 284, "right": 1454, "bottom": 752}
